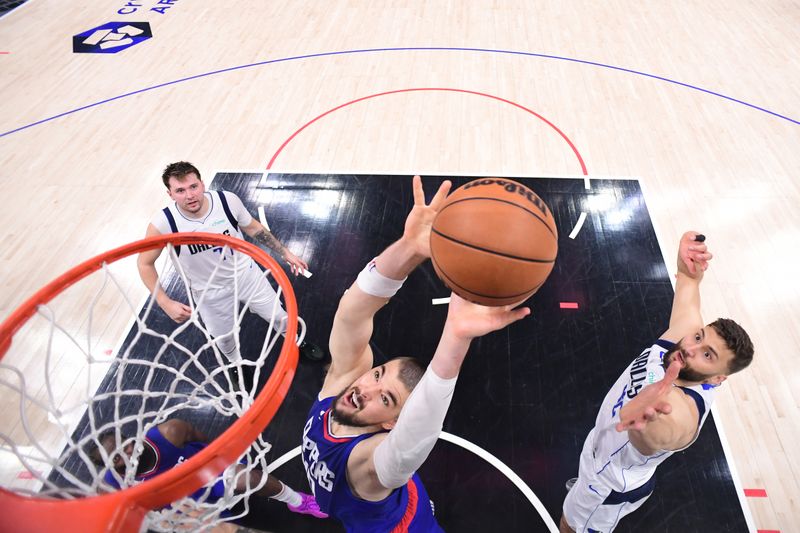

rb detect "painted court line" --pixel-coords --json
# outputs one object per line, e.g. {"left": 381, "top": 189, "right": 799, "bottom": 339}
{"left": 439, "top": 432, "right": 558, "bottom": 532}
{"left": 744, "top": 488, "right": 768, "bottom": 498}
{"left": 257, "top": 205, "right": 270, "bottom": 230}
{"left": 264, "top": 88, "right": 587, "bottom": 176}
{"left": 568, "top": 211, "right": 587, "bottom": 239}
{"left": 268, "top": 431, "right": 558, "bottom": 532}
{"left": 4, "top": 46, "right": 798, "bottom": 139}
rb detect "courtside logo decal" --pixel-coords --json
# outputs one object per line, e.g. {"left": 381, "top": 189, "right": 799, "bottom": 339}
{"left": 72, "top": 22, "right": 152, "bottom": 54}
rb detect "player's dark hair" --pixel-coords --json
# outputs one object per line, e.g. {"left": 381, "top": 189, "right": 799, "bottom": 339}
{"left": 162, "top": 161, "right": 201, "bottom": 188}
{"left": 709, "top": 318, "right": 754, "bottom": 375}
{"left": 391, "top": 356, "right": 425, "bottom": 393}
{"left": 84, "top": 430, "right": 117, "bottom": 467}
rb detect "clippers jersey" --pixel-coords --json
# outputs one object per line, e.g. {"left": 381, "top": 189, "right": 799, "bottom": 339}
{"left": 590, "top": 339, "right": 717, "bottom": 491}
{"left": 151, "top": 190, "right": 255, "bottom": 290}
{"left": 103, "top": 426, "right": 226, "bottom": 502}
{"left": 302, "top": 396, "right": 443, "bottom": 533}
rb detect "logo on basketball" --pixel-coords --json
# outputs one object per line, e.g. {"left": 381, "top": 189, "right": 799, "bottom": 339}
{"left": 73, "top": 22, "right": 153, "bottom": 54}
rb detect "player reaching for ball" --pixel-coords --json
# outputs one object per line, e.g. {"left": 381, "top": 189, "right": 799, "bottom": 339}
{"left": 301, "top": 176, "right": 531, "bottom": 531}
{"left": 560, "top": 232, "right": 755, "bottom": 532}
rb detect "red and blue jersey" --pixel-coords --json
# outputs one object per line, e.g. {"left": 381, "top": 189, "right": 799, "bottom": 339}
{"left": 103, "top": 426, "right": 226, "bottom": 503}
{"left": 302, "top": 396, "right": 444, "bottom": 532}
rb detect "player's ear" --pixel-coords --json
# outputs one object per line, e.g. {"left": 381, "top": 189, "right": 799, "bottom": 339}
{"left": 706, "top": 374, "right": 727, "bottom": 386}
{"left": 381, "top": 418, "right": 398, "bottom": 431}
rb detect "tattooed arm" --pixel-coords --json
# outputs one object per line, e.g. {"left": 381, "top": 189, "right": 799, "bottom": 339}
{"left": 240, "top": 219, "right": 308, "bottom": 275}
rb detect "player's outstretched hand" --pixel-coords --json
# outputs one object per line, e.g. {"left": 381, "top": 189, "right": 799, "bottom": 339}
{"left": 283, "top": 249, "right": 309, "bottom": 276}
{"left": 677, "top": 231, "right": 713, "bottom": 276}
{"left": 445, "top": 293, "right": 531, "bottom": 341}
{"left": 161, "top": 298, "right": 192, "bottom": 323}
{"left": 403, "top": 175, "right": 452, "bottom": 259}
{"left": 616, "top": 360, "right": 681, "bottom": 432}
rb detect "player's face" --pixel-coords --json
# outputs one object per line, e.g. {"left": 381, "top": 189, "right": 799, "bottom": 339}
{"left": 331, "top": 360, "right": 411, "bottom": 430}
{"left": 167, "top": 173, "right": 206, "bottom": 214}
{"left": 101, "top": 436, "right": 135, "bottom": 473}
{"left": 663, "top": 326, "right": 734, "bottom": 385}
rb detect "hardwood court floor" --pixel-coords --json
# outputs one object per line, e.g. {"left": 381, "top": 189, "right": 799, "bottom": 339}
{"left": 1, "top": 2, "right": 799, "bottom": 531}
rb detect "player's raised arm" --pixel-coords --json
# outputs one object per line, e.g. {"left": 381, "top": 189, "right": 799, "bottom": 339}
{"left": 661, "top": 231, "right": 713, "bottom": 343}
{"left": 136, "top": 223, "right": 192, "bottom": 323}
{"left": 323, "top": 177, "right": 451, "bottom": 391}
{"left": 616, "top": 360, "right": 699, "bottom": 455}
{"left": 348, "top": 294, "right": 530, "bottom": 499}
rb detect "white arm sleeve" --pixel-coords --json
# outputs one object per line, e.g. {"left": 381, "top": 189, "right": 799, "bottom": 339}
{"left": 373, "top": 367, "right": 457, "bottom": 489}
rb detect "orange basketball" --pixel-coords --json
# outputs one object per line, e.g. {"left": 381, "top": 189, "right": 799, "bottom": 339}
{"left": 430, "top": 178, "right": 558, "bottom": 306}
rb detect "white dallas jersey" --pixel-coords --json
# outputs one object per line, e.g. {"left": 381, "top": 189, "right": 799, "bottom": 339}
{"left": 151, "top": 190, "right": 256, "bottom": 290}
{"left": 590, "top": 339, "right": 717, "bottom": 491}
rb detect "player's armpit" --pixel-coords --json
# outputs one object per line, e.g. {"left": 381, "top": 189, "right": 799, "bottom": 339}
{"left": 345, "top": 434, "right": 392, "bottom": 502}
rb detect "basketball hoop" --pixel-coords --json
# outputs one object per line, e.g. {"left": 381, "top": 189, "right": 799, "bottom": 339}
{"left": 0, "top": 233, "right": 301, "bottom": 532}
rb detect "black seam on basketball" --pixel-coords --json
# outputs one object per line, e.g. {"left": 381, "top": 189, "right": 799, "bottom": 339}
{"left": 431, "top": 228, "right": 556, "bottom": 263}
{"left": 432, "top": 254, "right": 546, "bottom": 300}
{"left": 439, "top": 196, "right": 557, "bottom": 238}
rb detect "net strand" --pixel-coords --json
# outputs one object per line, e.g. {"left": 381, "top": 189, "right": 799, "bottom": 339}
{"left": 0, "top": 236, "right": 305, "bottom": 531}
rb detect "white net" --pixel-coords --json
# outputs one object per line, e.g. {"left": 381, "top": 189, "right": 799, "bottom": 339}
{"left": 0, "top": 238, "right": 302, "bottom": 532}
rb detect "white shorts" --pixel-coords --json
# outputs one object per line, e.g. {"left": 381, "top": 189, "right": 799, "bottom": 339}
{"left": 563, "top": 430, "right": 654, "bottom": 532}
{"left": 191, "top": 264, "right": 288, "bottom": 338}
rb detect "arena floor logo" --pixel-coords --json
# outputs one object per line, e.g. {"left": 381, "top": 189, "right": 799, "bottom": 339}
{"left": 72, "top": 22, "right": 152, "bottom": 54}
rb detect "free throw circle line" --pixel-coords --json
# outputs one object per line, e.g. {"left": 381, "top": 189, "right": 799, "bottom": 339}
{"left": 267, "top": 431, "right": 558, "bottom": 532}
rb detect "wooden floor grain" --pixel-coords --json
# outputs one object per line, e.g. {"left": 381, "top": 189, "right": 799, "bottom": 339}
{"left": 1, "top": 2, "right": 798, "bottom": 531}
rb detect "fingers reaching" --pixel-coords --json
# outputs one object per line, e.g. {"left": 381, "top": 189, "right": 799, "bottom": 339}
{"left": 412, "top": 175, "right": 452, "bottom": 210}
{"left": 429, "top": 180, "right": 452, "bottom": 210}
{"left": 615, "top": 403, "right": 670, "bottom": 432}
{"left": 412, "top": 175, "right": 424, "bottom": 205}
{"left": 655, "top": 402, "right": 673, "bottom": 416}
{"left": 499, "top": 306, "right": 531, "bottom": 329}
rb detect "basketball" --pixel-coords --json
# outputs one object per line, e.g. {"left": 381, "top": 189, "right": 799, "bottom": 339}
{"left": 430, "top": 178, "right": 558, "bottom": 306}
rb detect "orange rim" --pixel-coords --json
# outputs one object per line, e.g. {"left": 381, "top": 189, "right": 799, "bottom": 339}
{"left": 0, "top": 233, "right": 299, "bottom": 533}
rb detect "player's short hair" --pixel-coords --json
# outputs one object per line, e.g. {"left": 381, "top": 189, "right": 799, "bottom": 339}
{"left": 84, "top": 430, "right": 117, "bottom": 467}
{"left": 162, "top": 161, "right": 201, "bottom": 188}
{"left": 391, "top": 356, "right": 425, "bottom": 393}
{"left": 709, "top": 318, "right": 754, "bottom": 375}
